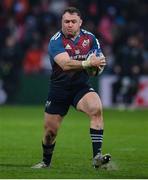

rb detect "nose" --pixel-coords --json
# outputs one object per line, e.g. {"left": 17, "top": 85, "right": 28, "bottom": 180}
{"left": 68, "top": 22, "right": 73, "bottom": 27}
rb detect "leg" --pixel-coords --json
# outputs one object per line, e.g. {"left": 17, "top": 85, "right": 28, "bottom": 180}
{"left": 32, "top": 113, "right": 63, "bottom": 168}
{"left": 43, "top": 113, "right": 63, "bottom": 145}
{"left": 76, "top": 91, "right": 111, "bottom": 168}
{"left": 77, "top": 91, "right": 104, "bottom": 155}
{"left": 31, "top": 92, "right": 70, "bottom": 169}
{"left": 42, "top": 113, "right": 63, "bottom": 166}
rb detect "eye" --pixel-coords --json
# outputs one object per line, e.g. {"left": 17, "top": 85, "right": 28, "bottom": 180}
{"left": 65, "top": 20, "right": 70, "bottom": 23}
{"left": 72, "top": 20, "right": 77, "bottom": 24}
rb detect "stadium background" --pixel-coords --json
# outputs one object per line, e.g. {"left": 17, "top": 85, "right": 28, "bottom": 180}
{"left": 0, "top": 0, "right": 148, "bottom": 179}
{"left": 0, "top": 0, "right": 148, "bottom": 107}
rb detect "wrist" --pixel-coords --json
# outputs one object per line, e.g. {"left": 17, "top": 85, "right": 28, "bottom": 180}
{"left": 82, "top": 59, "right": 91, "bottom": 69}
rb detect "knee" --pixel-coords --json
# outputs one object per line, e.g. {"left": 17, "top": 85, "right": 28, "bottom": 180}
{"left": 87, "top": 105, "right": 102, "bottom": 118}
{"left": 44, "top": 120, "right": 58, "bottom": 137}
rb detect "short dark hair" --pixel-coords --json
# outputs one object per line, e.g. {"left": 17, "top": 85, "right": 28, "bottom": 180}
{"left": 62, "top": 7, "right": 81, "bottom": 18}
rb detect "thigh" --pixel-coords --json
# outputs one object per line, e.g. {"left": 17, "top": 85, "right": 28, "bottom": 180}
{"left": 76, "top": 91, "right": 103, "bottom": 115}
{"left": 72, "top": 85, "right": 95, "bottom": 108}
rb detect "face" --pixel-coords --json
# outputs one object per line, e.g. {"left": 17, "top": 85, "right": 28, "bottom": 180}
{"left": 62, "top": 12, "right": 82, "bottom": 38}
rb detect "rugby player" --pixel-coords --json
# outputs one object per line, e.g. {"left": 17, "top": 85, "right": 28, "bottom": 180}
{"left": 32, "top": 7, "right": 111, "bottom": 169}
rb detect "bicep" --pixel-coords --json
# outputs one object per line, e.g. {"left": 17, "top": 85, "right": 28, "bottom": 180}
{"left": 54, "top": 52, "right": 70, "bottom": 69}
{"left": 54, "top": 52, "right": 83, "bottom": 71}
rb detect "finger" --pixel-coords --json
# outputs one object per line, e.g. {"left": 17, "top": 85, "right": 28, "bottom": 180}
{"left": 100, "top": 59, "right": 106, "bottom": 63}
{"left": 90, "top": 54, "right": 97, "bottom": 60}
{"left": 99, "top": 60, "right": 106, "bottom": 65}
{"left": 97, "top": 57, "right": 106, "bottom": 61}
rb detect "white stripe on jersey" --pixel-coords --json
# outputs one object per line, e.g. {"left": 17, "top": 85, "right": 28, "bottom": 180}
{"left": 81, "top": 29, "right": 94, "bottom": 36}
{"left": 51, "top": 31, "right": 61, "bottom": 41}
{"left": 96, "top": 38, "right": 101, "bottom": 49}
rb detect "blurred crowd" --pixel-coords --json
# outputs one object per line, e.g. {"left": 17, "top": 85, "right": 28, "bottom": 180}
{"left": 0, "top": 0, "right": 148, "bottom": 105}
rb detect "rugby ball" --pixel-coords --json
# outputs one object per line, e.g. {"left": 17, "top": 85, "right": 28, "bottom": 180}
{"left": 86, "top": 50, "right": 105, "bottom": 76}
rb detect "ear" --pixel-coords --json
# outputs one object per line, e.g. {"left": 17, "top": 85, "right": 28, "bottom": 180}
{"left": 79, "top": 19, "right": 82, "bottom": 26}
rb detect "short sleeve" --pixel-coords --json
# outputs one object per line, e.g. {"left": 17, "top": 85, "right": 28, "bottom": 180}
{"left": 91, "top": 35, "right": 104, "bottom": 57}
{"left": 48, "top": 37, "right": 66, "bottom": 59}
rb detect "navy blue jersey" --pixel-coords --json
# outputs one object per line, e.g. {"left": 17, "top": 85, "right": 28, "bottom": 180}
{"left": 48, "top": 29, "right": 103, "bottom": 88}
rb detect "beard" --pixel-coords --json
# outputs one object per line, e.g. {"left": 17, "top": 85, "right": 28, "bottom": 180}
{"left": 65, "top": 30, "right": 77, "bottom": 38}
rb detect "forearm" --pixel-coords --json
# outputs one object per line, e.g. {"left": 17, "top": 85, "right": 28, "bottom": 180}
{"left": 61, "top": 57, "right": 105, "bottom": 71}
{"left": 62, "top": 59, "right": 84, "bottom": 71}
{"left": 54, "top": 52, "right": 88, "bottom": 71}
{"left": 55, "top": 52, "right": 106, "bottom": 71}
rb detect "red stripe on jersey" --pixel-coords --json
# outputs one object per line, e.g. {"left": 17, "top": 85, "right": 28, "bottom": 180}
{"left": 62, "top": 33, "right": 93, "bottom": 60}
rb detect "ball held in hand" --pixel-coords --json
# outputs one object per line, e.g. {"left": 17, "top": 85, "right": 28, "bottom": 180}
{"left": 85, "top": 51, "right": 105, "bottom": 76}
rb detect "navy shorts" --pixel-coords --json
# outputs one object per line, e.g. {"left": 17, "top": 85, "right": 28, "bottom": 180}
{"left": 45, "top": 84, "right": 96, "bottom": 116}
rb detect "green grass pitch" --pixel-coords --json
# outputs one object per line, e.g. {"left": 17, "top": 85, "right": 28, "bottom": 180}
{"left": 0, "top": 105, "right": 148, "bottom": 179}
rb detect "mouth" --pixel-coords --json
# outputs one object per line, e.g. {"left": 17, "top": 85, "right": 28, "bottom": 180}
{"left": 63, "top": 29, "right": 76, "bottom": 37}
{"left": 67, "top": 29, "right": 73, "bottom": 33}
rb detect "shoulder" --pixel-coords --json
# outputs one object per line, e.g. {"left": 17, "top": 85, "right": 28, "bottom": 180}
{"left": 50, "top": 31, "right": 62, "bottom": 41}
{"left": 49, "top": 31, "right": 62, "bottom": 45}
{"left": 81, "top": 29, "right": 101, "bottom": 48}
{"left": 81, "top": 29, "right": 100, "bottom": 42}
{"left": 48, "top": 31, "right": 65, "bottom": 56}
{"left": 81, "top": 29, "right": 96, "bottom": 38}
{"left": 48, "top": 31, "right": 64, "bottom": 51}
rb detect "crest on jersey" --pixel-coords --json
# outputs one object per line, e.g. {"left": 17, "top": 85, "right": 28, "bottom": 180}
{"left": 65, "top": 44, "right": 72, "bottom": 50}
{"left": 82, "top": 39, "right": 90, "bottom": 47}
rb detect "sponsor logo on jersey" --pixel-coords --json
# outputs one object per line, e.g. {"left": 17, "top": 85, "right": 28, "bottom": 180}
{"left": 45, "top": 101, "right": 51, "bottom": 108}
{"left": 70, "top": 54, "right": 87, "bottom": 60}
{"left": 65, "top": 44, "right": 72, "bottom": 50}
{"left": 89, "top": 88, "right": 95, "bottom": 91}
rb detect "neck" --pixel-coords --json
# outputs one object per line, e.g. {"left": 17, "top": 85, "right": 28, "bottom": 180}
{"left": 70, "top": 33, "right": 79, "bottom": 40}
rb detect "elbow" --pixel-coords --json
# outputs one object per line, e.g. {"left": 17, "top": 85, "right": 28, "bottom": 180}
{"left": 61, "top": 62, "right": 71, "bottom": 71}
{"left": 58, "top": 60, "right": 72, "bottom": 71}
{"left": 62, "top": 66, "right": 71, "bottom": 71}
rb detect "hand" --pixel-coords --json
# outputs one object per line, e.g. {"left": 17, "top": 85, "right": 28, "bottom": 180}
{"left": 89, "top": 54, "right": 106, "bottom": 68}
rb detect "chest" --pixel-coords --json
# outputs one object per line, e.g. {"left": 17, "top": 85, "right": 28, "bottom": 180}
{"left": 62, "top": 35, "right": 93, "bottom": 59}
